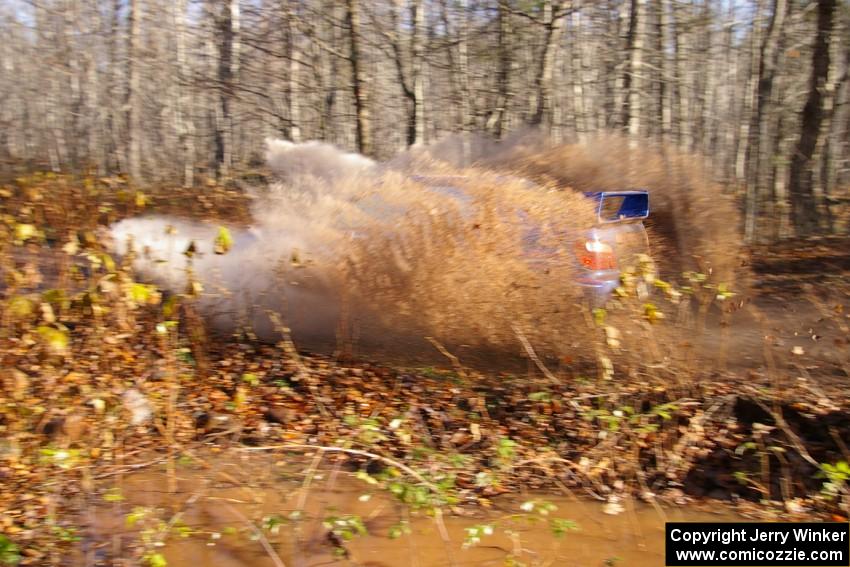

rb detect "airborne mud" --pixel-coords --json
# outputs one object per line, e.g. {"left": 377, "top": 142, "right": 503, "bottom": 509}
{"left": 110, "top": 134, "right": 746, "bottom": 362}
{"left": 112, "top": 137, "right": 603, "bottom": 357}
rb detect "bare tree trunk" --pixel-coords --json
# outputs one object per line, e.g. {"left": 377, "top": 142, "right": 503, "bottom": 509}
{"left": 626, "top": 0, "right": 646, "bottom": 143}
{"left": 287, "top": 5, "right": 302, "bottom": 143}
{"left": 457, "top": 0, "right": 471, "bottom": 135}
{"left": 174, "top": 0, "right": 194, "bottom": 187}
{"left": 735, "top": 0, "right": 764, "bottom": 185}
{"left": 318, "top": 1, "right": 342, "bottom": 142}
{"left": 822, "top": 39, "right": 850, "bottom": 230}
{"left": 618, "top": 0, "right": 635, "bottom": 130}
{"left": 440, "top": 0, "right": 471, "bottom": 154}
{"left": 84, "top": 0, "right": 105, "bottom": 175}
{"left": 385, "top": 0, "right": 427, "bottom": 147}
{"left": 106, "top": 0, "right": 123, "bottom": 173}
{"left": 127, "top": 0, "right": 143, "bottom": 183}
{"left": 231, "top": 0, "right": 241, "bottom": 165}
{"left": 213, "top": 0, "right": 240, "bottom": 179}
{"left": 697, "top": 2, "right": 714, "bottom": 153}
{"left": 346, "top": 0, "right": 372, "bottom": 156}
{"left": 0, "top": 27, "right": 20, "bottom": 160}
{"left": 411, "top": 0, "right": 426, "bottom": 146}
{"left": 487, "top": 0, "right": 511, "bottom": 138}
{"left": 744, "top": 0, "right": 788, "bottom": 242}
{"left": 658, "top": 0, "right": 671, "bottom": 142}
{"left": 64, "top": 0, "right": 82, "bottom": 169}
{"left": 530, "top": 0, "right": 568, "bottom": 131}
{"left": 719, "top": 1, "right": 738, "bottom": 183}
{"left": 570, "top": 2, "right": 588, "bottom": 141}
{"left": 673, "top": 2, "right": 695, "bottom": 151}
{"left": 788, "top": 0, "right": 836, "bottom": 236}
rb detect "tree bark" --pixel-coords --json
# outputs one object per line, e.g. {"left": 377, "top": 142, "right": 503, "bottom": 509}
{"left": 658, "top": 0, "right": 671, "bottom": 142}
{"left": 346, "top": 0, "right": 372, "bottom": 156}
{"left": 457, "top": 0, "right": 471, "bottom": 135}
{"left": 626, "top": 0, "right": 646, "bottom": 143}
{"left": 744, "top": 0, "right": 788, "bottom": 242}
{"left": 788, "top": 0, "right": 836, "bottom": 236}
{"left": 570, "top": 1, "right": 588, "bottom": 140}
{"left": 487, "top": 0, "right": 511, "bottom": 138}
{"left": 530, "top": 0, "right": 568, "bottom": 131}
{"left": 619, "top": 0, "right": 635, "bottom": 130}
{"left": 175, "top": 0, "right": 194, "bottom": 186}
{"left": 411, "top": 0, "right": 426, "bottom": 146}
{"left": 287, "top": 4, "right": 302, "bottom": 143}
{"left": 214, "top": 0, "right": 240, "bottom": 179}
{"left": 822, "top": 37, "right": 850, "bottom": 230}
{"left": 127, "top": 0, "right": 143, "bottom": 183}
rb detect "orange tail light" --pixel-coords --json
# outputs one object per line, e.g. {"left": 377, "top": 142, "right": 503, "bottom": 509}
{"left": 574, "top": 239, "right": 616, "bottom": 270}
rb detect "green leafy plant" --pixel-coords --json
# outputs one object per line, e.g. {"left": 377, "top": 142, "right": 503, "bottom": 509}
{"left": 171, "top": 519, "right": 193, "bottom": 539}
{"left": 103, "top": 488, "right": 125, "bottom": 502}
{"left": 261, "top": 515, "right": 285, "bottom": 535}
{"left": 343, "top": 415, "right": 388, "bottom": 445}
{"left": 125, "top": 507, "right": 152, "bottom": 528}
{"left": 550, "top": 517, "right": 579, "bottom": 538}
{"left": 496, "top": 437, "right": 518, "bottom": 463}
{"left": 818, "top": 461, "right": 850, "bottom": 500}
{"left": 39, "top": 447, "right": 82, "bottom": 470}
{"left": 322, "top": 514, "right": 367, "bottom": 554}
{"left": 50, "top": 525, "right": 81, "bottom": 543}
{"left": 462, "top": 523, "right": 494, "bottom": 548}
{"left": 143, "top": 552, "right": 167, "bottom": 567}
{"left": 0, "top": 535, "right": 21, "bottom": 566}
{"left": 214, "top": 226, "right": 233, "bottom": 255}
{"left": 650, "top": 403, "right": 678, "bottom": 421}
{"left": 733, "top": 470, "right": 750, "bottom": 485}
{"left": 388, "top": 520, "right": 411, "bottom": 540}
{"left": 462, "top": 499, "right": 578, "bottom": 564}
{"left": 527, "top": 391, "right": 553, "bottom": 402}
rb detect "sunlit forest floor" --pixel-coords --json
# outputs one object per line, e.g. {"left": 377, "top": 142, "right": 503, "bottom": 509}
{"left": 1, "top": 173, "right": 848, "bottom": 566}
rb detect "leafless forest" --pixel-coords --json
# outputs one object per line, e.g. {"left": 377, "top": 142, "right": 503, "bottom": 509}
{"left": 1, "top": 0, "right": 848, "bottom": 242}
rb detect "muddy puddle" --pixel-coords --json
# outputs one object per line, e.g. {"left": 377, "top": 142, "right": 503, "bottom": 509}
{"left": 82, "top": 450, "right": 742, "bottom": 567}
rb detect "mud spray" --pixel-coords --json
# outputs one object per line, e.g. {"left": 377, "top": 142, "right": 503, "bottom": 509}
{"left": 110, "top": 134, "right": 744, "bottom": 361}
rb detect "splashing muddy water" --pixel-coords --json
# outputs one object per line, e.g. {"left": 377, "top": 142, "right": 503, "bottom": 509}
{"left": 110, "top": 139, "right": 600, "bottom": 356}
{"left": 110, "top": 135, "right": 743, "bottom": 359}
